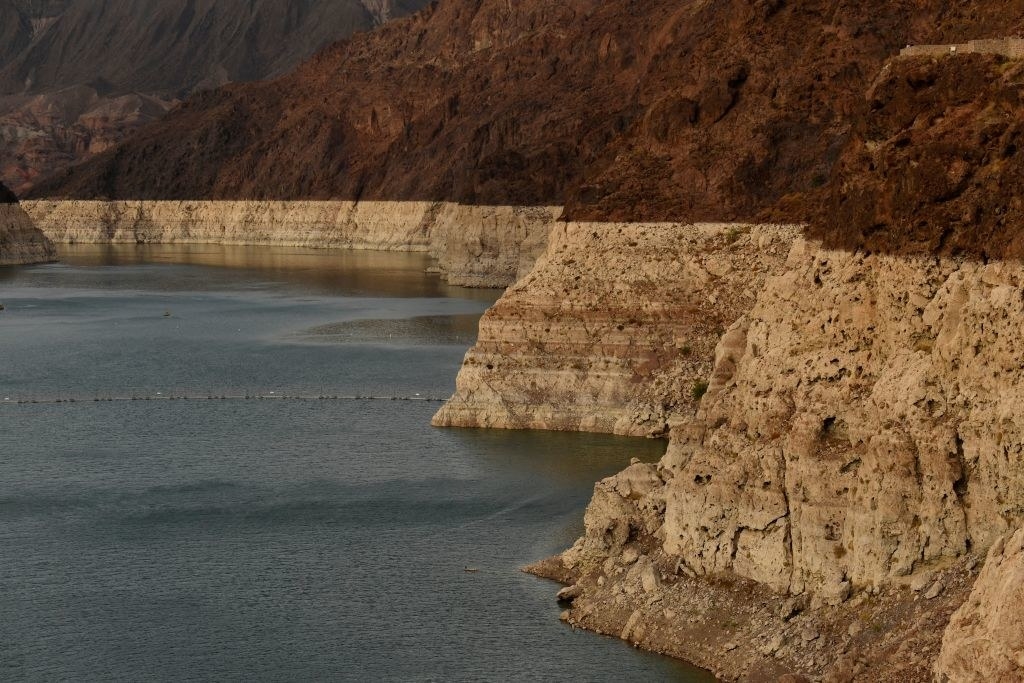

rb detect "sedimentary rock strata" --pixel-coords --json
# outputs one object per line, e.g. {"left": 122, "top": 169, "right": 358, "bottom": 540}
{"left": 0, "top": 181, "right": 53, "bottom": 264}
{"left": 563, "top": 237, "right": 1024, "bottom": 594}
{"left": 516, "top": 231, "right": 1024, "bottom": 680}
{"left": 937, "top": 528, "right": 1024, "bottom": 682}
{"left": 23, "top": 200, "right": 557, "bottom": 287}
{"left": 433, "top": 222, "right": 799, "bottom": 435}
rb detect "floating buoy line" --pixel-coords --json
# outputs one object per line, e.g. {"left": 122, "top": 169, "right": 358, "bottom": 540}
{"left": 1, "top": 393, "right": 447, "bottom": 406}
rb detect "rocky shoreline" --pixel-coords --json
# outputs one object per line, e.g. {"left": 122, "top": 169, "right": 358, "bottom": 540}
{"left": 433, "top": 224, "right": 1024, "bottom": 681}
{"left": 527, "top": 541, "right": 979, "bottom": 682}
{"left": 22, "top": 200, "right": 558, "bottom": 288}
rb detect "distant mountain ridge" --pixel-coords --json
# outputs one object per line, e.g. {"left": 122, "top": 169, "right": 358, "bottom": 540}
{"left": 0, "top": 0, "right": 428, "bottom": 192}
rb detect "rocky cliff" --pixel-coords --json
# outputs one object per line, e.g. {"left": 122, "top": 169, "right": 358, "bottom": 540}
{"left": 0, "top": 0, "right": 428, "bottom": 193}
{"left": 433, "top": 222, "right": 799, "bottom": 435}
{"left": 509, "top": 233, "right": 1024, "bottom": 681}
{"left": 411, "top": 48, "right": 1024, "bottom": 681}
{"left": 24, "top": 200, "right": 558, "bottom": 287}
{"left": 0, "top": 181, "right": 54, "bottom": 264}
{"left": 575, "top": 237, "right": 1024, "bottom": 588}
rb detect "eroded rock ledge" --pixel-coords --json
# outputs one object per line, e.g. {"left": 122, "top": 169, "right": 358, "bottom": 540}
{"left": 433, "top": 222, "right": 800, "bottom": 435}
{"left": 0, "top": 184, "right": 55, "bottom": 265}
{"left": 500, "top": 230, "right": 1024, "bottom": 680}
{"left": 22, "top": 200, "right": 558, "bottom": 288}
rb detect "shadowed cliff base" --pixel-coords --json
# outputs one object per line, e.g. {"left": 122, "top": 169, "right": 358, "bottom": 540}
{"left": 0, "top": 181, "right": 55, "bottom": 264}
{"left": 0, "top": 179, "right": 15, "bottom": 203}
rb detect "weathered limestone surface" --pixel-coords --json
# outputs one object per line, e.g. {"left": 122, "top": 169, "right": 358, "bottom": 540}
{"left": 0, "top": 187, "right": 55, "bottom": 265}
{"left": 428, "top": 203, "right": 560, "bottom": 287}
{"left": 434, "top": 222, "right": 800, "bottom": 436}
{"left": 937, "top": 528, "right": 1024, "bottom": 682}
{"left": 22, "top": 200, "right": 559, "bottom": 287}
{"left": 564, "top": 237, "right": 1024, "bottom": 600}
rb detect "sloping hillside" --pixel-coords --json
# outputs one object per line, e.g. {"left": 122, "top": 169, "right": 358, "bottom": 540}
{"left": 0, "top": 0, "right": 428, "bottom": 192}
{"left": 31, "top": 0, "right": 1024, "bottom": 226}
{"left": 807, "top": 52, "right": 1024, "bottom": 260}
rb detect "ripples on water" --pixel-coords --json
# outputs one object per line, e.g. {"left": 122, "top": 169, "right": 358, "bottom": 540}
{"left": 0, "top": 245, "right": 713, "bottom": 681}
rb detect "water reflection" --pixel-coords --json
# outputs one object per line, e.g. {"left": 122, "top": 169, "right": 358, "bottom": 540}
{"left": 54, "top": 244, "right": 501, "bottom": 301}
{"left": 0, "top": 244, "right": 711, "bottom": 681}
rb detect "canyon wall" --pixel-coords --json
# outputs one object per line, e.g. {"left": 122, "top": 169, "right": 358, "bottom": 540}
{"left": 433, "top": 222, "right": 800, "bottom": 435}
{"left": 0, "top": 182, "right": 54, "bottom": 264}
{"left": 442, "top": 222, "right": 1024, "bottom": 679}
{"left": 563, "top": 236, "right": 1024, "bottom": 596}
{"left": 22, "top": 200, "right": 559, "bottom": 287}
{"left": 0, "top": 0, "right": 430, "bottom": 193}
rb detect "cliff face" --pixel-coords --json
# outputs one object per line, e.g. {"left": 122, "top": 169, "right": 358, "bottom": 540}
{"left": 473, "top": 49, "right": 1024, "bottom": 680}
{"left": 0, "top": 0, "right": 428, "bottom": 193}
{"left": 0, "top": 181, "right": 54, "bottom": 264}
{"left": 32, "top": 0, "right": 1024, "bottom": 223}
{"left": 426, "top": 203, "right": 561, "bottom": 288}
{"left": 662, "top": 242, "right": 1024, "bottom": 596}
{"left": 515, "top": 234, "right": 1024, "bottom": 680}
{"left": 937, "top": 528, "right": 1024, "bottom": 682}
{"left": 494, "top": 229, "right": 1024, "bottom": 595}
{"left": 23, "top": 199, "right": 558, "bottom": 287}
{"left": 433, "top": 222, "right": 799, "bottom": 435}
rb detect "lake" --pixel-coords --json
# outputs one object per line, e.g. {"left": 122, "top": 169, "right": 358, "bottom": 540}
{"left": 0, "top": 245, "right": 712, "bottom": 681}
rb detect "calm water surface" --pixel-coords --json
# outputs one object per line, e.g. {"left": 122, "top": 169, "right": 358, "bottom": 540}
{"left": 0, "top": 245, "right": 713, "bottom": 681}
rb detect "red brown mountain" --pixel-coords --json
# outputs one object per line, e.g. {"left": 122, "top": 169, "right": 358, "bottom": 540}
{"left": 30, "top": 0, "right": 1024, "bottom": 230}
{"left": 805, "top": 52, "right": 1024, "bottom": 260}
{"left": 0, "top": 0, "right": 429, "bottom": 193}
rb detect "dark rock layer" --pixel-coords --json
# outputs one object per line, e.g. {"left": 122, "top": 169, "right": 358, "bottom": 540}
{"left": 0, "top": 0, "right": 428, "bottom": 192}
{"left": 804, "top": 53, "right": 1024, "bottom": 261}
{"left": 30, "top": 0, "right": 1024, "bottom": 239}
